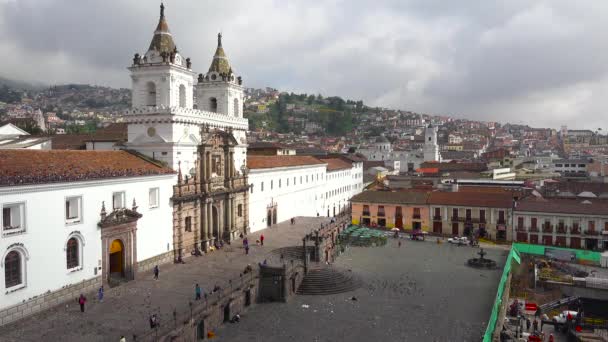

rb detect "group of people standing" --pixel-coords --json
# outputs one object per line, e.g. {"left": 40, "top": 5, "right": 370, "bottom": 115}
{"left": 241, "top": 233, "right": 265, "bottom": 255}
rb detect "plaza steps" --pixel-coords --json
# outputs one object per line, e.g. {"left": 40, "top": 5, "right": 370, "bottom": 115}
{"left": 297, "top": 266, "right": 362, "bottom": 295}
{"left": 270, "top": 246, "right": 316, "bottom": 261}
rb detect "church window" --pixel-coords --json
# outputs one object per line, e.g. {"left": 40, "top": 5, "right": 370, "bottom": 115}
{"left": 149, "top": 188, "right": 159, "bottom": 208}
{"left": 3, "top": 203, "right": 25, "bottom": 235}
{"left": 261, "top": 182, "right": 264, "bottom": 192}
{"left": 300, "top": 176, "right": 302, "bottom": 184}
{"left": 250, "top": 184, "right": 254, "bottom": 193}
{"left": 185, "top": 216, "right": 192, "bottom": 232}
{"left": 238, "top": 204, "right": 243, "bottom": 217}
{"left": 66, "top": 237, "right": 79, "bottom": 269}
{"left": 112, "top": 192, "right": 125, "bottom": 210}
{"left": 179, "top": 84, "right": 187, "bottom": 108}
{"left": 65, "top": 196, "right": 82, "bottom": 224}
{"left": 146, "top": 82, "right": 157, "bottom": 107}
{"left": 279, "top": 179, "right": 281, "bottom": 188}
{"left": 209, "top": 97, "right": 218, "bottom": 113}
{"left": 4, "top": 250, "right": 22, "bottom": 288}
{"left": 271, "top": 180, "right": 273, "bottom": 190}
{"left": 211, "top": 155, "right": 221, "bottom": 175}
{"left": 233, "top": 98, "right": 239, "bottom": 116}
{"left": 287, "top": 178, "right": 290, "bottom": 186}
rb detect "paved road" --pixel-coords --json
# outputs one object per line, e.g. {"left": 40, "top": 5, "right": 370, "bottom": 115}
{"left": 0, "top": 216, "right": 333, "bottom": 342}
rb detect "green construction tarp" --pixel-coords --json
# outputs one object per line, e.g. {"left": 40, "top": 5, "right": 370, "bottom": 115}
{"left": 483, "top": 243, "right": 601, "bottom": 341}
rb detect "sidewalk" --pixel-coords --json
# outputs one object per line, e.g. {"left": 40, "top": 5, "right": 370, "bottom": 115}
{"left": 0, "top": 216, "right": 331, "bottom": 342}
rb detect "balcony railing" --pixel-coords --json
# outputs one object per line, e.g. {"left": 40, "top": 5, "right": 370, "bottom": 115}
{"left": 362, "top": 211, "right": 370, "bottom": 216}
{"left": 413, "top": 214, "right": 421, "bottom": 220}
{"left": 571, "top": 227, "right": 581, "bottom": 234}
{"left": 584, "top": 230, "right": 599, "bottom": 236}
{"left": 451, "top": 216, "right": 460, "bottom": 222}
{"left": 433, "top": 215, "right": 442, "bottom": 221}
{"left": 516, "top": 226, "right": 526, "bottom": 232}
{"left": 542, "top": 225, "right": 553, "bottom": 233}
{"left": 529, "top": 227, "right": 539, "bottom": 232}
{"left": 497, "top": 219, "right": 506, "bottom": 225}
{"left": 556, "top": 227, "right": 567, "bottom": 234}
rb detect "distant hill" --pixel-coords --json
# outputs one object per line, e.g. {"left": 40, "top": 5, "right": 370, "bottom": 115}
{"left": 0, "top": 76, "right": 46, "bottom": 91}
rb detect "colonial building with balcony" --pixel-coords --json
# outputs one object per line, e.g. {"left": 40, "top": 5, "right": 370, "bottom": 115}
{"left": 428, "top": 192, "right": 514, "bottom": 241}
{"left": 350, "top": 191, "right": 429, "bottom": 230}
{"left": 514, "top": 197, "right": 608, "bottom": 250}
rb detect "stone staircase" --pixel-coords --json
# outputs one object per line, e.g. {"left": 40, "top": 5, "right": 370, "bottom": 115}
{"left": 297, "top": 266, "right": 362, "bottom": 295}
{"left": 270, "top": 246, "right": 316, "bottom": 260}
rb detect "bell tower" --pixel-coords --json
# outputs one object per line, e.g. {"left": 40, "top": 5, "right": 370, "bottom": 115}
{"left": 195, "top": 33, "right": 244, "bottom": 118}
{"left": 129, "top": 3, "right": 195, "bottom": 109}
{"left": 423, "top": 124, "right": 440, "bottom": 162}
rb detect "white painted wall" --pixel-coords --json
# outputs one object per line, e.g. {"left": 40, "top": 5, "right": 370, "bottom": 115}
{"left": 247, "top": 161, "right": 364, "bottom": 232}
{"left": 0, "top": 174, "right": 176, "bottom": 309}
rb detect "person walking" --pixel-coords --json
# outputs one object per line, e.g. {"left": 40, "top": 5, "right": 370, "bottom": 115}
{"left": 98, "top": 286, "right": 104, "bottom": 303}
{"left": 78, "top": 294, "right": 87, "bottom": 313}
{"left": 195, "top": 284, "right": 202, "bottom": 300}
{"left": 398, "top": 240, "right": 402, "bottom": 248}
{"left": 532, "top": 319, "right": 538, "bottom": 332}
{"left": 260, "top": 234, "right": 265, "bottom": 246}
{"left": 526, "top": 317, "right": 531, "bottom": 331}
{"left": 153, "top": 265, "right": 159, "bottom": 280}
{"left": 245, "top": 244, "right": 250, "bottom": 255}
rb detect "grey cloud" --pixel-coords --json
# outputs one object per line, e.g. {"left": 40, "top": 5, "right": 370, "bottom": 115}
{"left": 0, "top": 0, "right": 606, "bottom": 129}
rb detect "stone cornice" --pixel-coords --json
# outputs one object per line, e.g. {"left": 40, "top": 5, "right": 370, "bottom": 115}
{"left": 123, "top": 106, "right": 248, "bottom": 130}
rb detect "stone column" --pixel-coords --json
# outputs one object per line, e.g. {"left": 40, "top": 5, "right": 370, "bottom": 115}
{"left": 218, "top": 201, "right": 223, "bottom": 239}
{"left": 230, "top": 196, "right": 236, "bottom": 236}
{"left": 194, "top": 199, "right": 200, "bottom": 251}
{"left": 176, "top": 202, "right": 183, "bottom": 261}
{"left": 206, "top": 200, "right": 212, "bottom": 240}
{"left": 226, "top": 196, "right": 232, "bottom": 233}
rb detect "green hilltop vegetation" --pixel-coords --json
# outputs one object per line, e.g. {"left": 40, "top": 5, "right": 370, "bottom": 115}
{"left": 246, "top": 92, "right": 365, "bottom": 135}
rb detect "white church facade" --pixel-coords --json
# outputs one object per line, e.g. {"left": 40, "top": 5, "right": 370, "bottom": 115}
{"left": 0, "top": 3, "right": 363, "bottom": 323}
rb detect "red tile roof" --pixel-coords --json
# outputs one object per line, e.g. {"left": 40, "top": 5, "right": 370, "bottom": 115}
{"left": 247, "top": 155, "right": 326, "bottom": 169}
{"left": 0, "top": 150, "right": 174, "bottom": 186}
{"left": 420, "top": 161, "right": 487, "bottom": 173}
{"left": 350, "top": 190, "right": 429, "bottom": 205}
{"left": 427, "top": 191, "right": 513, "bottom": 208}
{"left": 416, "top": 168, "right": 439, "bottom": 174}
{"left": 323, "top": 158, "right": 352, "bottom": 171}
{"left": 515, "top": 197, "right": 608, "bottom": 215}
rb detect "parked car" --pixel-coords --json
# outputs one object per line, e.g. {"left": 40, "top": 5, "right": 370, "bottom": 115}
{"left": 552, "top": 310, "right": 578, "bottom": 324}
{"left": 448, "top": 236, "right": 469, "bottom": 245}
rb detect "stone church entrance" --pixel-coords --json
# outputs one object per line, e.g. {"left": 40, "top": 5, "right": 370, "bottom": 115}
{"left": 172, "top": 128, "right": 250, "bottom": 260}
{"left": 98, "top": 201, "right": 141, "bottom": 287}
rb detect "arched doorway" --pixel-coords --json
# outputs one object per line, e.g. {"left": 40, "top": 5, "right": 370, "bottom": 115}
{"left": 272, "top": 207, "right": 277, "bottom": 225}
{"left": 109, "top": 239, "right": 124, "bottom": 277}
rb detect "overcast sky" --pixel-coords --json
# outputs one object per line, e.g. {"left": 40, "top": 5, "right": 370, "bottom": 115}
{"left": 1, "top": 0, "right": 606, "bottom": 129}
